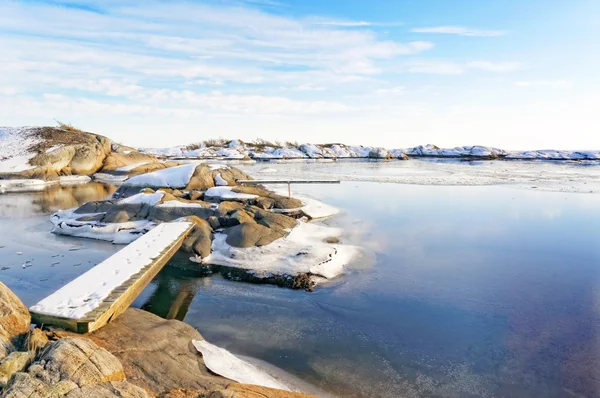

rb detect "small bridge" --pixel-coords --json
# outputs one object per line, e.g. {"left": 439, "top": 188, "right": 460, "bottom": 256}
{"left": 237, "top": 179, "right": 340, "bottom": 198}
{"left": 30, "top": 221, "right": 194, "bottom": 333}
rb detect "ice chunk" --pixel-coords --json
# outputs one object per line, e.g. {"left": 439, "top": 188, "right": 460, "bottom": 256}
{"left": 192, "top": 339, "right": 290, "bottom": 390}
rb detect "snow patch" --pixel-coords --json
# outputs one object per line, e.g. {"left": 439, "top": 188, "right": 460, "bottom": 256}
{"left": 118, "top": 192, "right": 164, "bottom": 206}
{"left": 205, "top": 186, "right": 258, "bottom": 200}
{"left": 123, "top": 163, "right": 197, "bottom": 188}
{"left": 204, "top": 222, "right": 358, "bottom": 280}
{"left": 158, "top": 201, "right": 205, "bottom": 208}
{"left": 214, "top": 173, "right": 228, "bottom": 186}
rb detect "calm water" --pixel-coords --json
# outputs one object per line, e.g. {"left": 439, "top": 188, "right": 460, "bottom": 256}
{"left": 1, "top": 162, "right": 600, "bottom": 397}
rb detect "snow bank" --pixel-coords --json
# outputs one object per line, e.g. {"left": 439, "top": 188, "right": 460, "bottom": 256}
{"left": 214, "top": 173, "right": 228, "bottom": 186}
{"left": 51, "top": 213, "right": 156, "bottom": 244}
{"left": 204, "top": 186, "right": 258, "bottom": 201}
{"left": 59, "top": 175, "right": 92, "bottom": 185}
{"left": 192, "top": 340, "right": 290, "bottom": 391}
{"left": 203, "top": 222, "right": 358, "bottom": 280}
{"left": 142, "top": 139, "right": 600, "bottom": 163}
{"left": 118, "top": 192, "right": 164, "bottom": 206}
{"left": 93, "top": 173, "right": 129, "bottom": 184}
{"left": 30, "top": 221, "right": 193, "bottom": 319}
{"left": 123, "top": 163, "right": 197, "bottom": 188}
{"left": 0, "top": 179, "right": 53, "bottom": 193}
{"left": 158, "top": 200, "right": 206, "bottom": 208}
{"left": 0, "top": 127, "right": 41, "bottom": 173}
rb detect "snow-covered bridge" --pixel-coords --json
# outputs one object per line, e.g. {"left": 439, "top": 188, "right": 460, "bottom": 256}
{"left": 29, "top": 220, "right": 194, "bottom": 333}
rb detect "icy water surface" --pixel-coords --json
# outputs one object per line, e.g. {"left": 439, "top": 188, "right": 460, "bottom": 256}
{"left": 2, "top": 161, "right": 600, "bottom": 397}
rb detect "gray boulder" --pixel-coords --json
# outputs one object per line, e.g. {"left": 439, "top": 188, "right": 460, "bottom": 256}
{"left": 225, "top": 223, "right": 287, "bottom": 248}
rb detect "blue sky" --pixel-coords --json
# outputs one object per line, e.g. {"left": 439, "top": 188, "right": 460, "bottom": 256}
{"left": 0, "top": 0, "right": 598, "bottom": 149}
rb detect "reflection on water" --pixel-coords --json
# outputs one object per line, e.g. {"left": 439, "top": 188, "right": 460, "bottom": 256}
{"left": 0, "top": 182, "right": 117, "bottom": 218}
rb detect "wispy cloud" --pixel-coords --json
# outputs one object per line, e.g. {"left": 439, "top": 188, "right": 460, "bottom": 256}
{"left": 411, "top": 26, "right": 506, "bottom": 37}
{"left": 514, "top": 80, "right": 573, "bottom": 89}
{"left": 406, "top": 61, "right": 521, "bottom": 75}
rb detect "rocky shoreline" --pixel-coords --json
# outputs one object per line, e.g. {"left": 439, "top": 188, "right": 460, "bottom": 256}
{"left": 0, "top": 282, "right": 316, "bottom": 397}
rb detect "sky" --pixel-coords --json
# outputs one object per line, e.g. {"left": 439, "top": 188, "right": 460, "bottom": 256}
{"left": 0, "top": 0, "right": 599, "bottom": 149}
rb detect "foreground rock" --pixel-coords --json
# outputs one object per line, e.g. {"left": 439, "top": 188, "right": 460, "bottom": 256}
{"left": 81, "top": 309, "right": 229, "bottom": 395}
{"left": 2, "top": 337, "right": 150, "bottom": 397}
{"left": 0, "top": 281, "right": 315, "bottom": 397}
{"left": 0, "top": 283, "right": 30, "bottom": 361}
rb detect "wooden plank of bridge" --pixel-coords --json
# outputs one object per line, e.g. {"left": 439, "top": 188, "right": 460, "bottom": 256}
{"left": 30, "top": 221, "right": 195, "bottom": 334}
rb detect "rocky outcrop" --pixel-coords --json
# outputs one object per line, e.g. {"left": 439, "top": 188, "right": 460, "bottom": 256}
{"left": 1, "top": 337, "right": 150, "bottom": 397}
{"left": 0, "top": 126, "right": 162, "bottom": 181}
{"left": 209, "top": 384, "right": 315, "bottom": 398}
{"left": 82, "top": 309, "right": 230, "bottom": 395}
{"left": 0, "top": 282, "right": 30, "bottom": 361}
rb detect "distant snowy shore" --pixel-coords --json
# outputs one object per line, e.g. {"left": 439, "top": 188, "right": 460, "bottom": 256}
{"left": 142, "top": 141, "right": 600, "bottom": 162}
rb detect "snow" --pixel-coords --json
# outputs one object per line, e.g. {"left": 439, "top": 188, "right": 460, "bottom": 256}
{"left": 214, "top": 173, "right": 228, "bottom": 186}
{"left": 0, "top": 179, "right": 51, "bottom": 193}
{"left": 51, "top": 211, "right": 156, "bottom": 244}
{"left": 123, "top": 163, "right": 197, "bottom": 188}
{"left": 158, "top": 200, "right": 205, "bottom": 208}
{"left": 0, "top": 127, "right": 41, "bottom": 173}
{"left": 118, "top": 192, "right": 164, "bottom": 206}
{"left": 208, "top": 164, "right": 230, "bottom": 171}
{"left": 30, "top": 221, "right": 193, "bottom": 319}
{"left": 93, "top": 173, "right": 129, "bottom": 183}
{"left": 59, "top": 175, "right": 92, "bottom": 185}
{"left": 203, "top": 222, "right": 358, "bottom": 279}
{"left": 258, "top": 167, "right": 277, "bottom": 174}
{"left": 204, "top": 186, "right": 258, "bottom": 200}
{"left": 192, "top": 339, "right": 290, "bottom": 391}
{"left": 115, "top": 161, "right": 152, "bottom": 172}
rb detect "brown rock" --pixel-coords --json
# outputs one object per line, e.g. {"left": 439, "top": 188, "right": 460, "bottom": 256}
{"left": 254, "top": 197, "right": 275, "bottom": 210}
{"left": 162, "top": 389, "right": 204, "bottom": 398}
{"left": 0, "top": 351, "right": 31, "bottom": 387}
{"left": 190, "top": 191, "right": 203, "bottom": 201}
{"left": 225, "top": 223, "right": 286, "bottom": 248}
{"left": 209, "top": 384, "right": 316, "bottom": 398}
{"left": 0, "top": 282, "right": 30, "bottom": 361}
{"left": 0, "top": 337, "right": 148, "bottom": 397}
{"left": 207, "top": 216, "right": 221, "bottom": 230}
{"left": 129, "top": 161, "right": 181, "bottom": 177}
{"left": 217, "top": 201, "right": 244, "bottom": 217}
{"left": 24, "top": 328, "right": 50, "bottom": 354}
{"left": 86, "top": 309, "right": 229, "bottom": 395}
{"left": 254, "top": 210, "right": 297, "bottom": 230}
{"left": 101, "top": 151, "right": 157, "bottom": 171}
{"left": 230, "top": 209, "right": 256, "bottom": 225}
{"left": 182, "top": 217, "right": 213, "bottom": 259}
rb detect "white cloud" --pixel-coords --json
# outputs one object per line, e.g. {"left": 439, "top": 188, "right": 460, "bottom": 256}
{"left": 294, "top": 84, "right": 326, "bottom": 91}
{"left": 406, "top": 61, "right": 522, "bottom": 74}
{"left": 514, "top": 80, "right": 573, "bottom": 89}
{"left": 375, "top": 86, "right": 405, "bottom": 96}
{"left": 411, "top": 26, "right": 506, "bottom": 37}
{"left": 466, "top": 61, "right": 522, "bottom": 72}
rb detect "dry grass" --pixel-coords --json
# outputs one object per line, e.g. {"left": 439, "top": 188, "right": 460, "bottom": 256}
{"left": 205, "top": 138, "right": 229, "bottom": 147}
{"left": 55, "top": 120, "right": 86, "bottom": 134}
{"left": 249, "top": 139, "right": 283, "bottom": 149}
{"left": 285, "top": 141, "right": 299, "bottom": 148}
